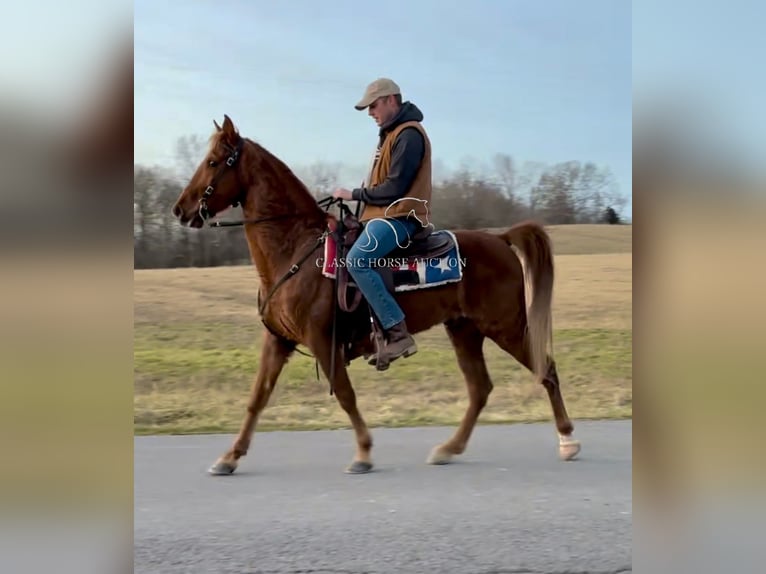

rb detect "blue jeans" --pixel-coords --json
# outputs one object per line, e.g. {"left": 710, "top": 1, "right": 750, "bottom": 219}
{"left": 346, "top": 217, "right": 420, "bottom": 330}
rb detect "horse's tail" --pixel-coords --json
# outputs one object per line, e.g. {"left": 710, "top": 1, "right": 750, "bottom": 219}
{"left": 497, "top": 221, "right": 554, "bottom": 384}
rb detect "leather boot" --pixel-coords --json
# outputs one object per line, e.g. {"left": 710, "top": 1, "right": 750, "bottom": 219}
{"left": 373, "top": 320, "right": 418, "bottom": 371}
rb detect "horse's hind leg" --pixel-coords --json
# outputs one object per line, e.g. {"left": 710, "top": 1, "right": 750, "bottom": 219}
{"left": 542, "top": 359, "right": 581, "bottom": 460}
{"left": 208, "top": 331, "right": 294, "bottom": 475}
{"left": 427, "top": 317, "right": 493, "bottom": 465}
{"left": 490, "top": 331, "right": 581, "bottom": 461}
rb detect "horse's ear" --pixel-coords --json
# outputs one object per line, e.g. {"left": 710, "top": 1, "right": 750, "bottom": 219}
{"left": 213, "top": 119, "right": 221, "bottom": 131}
{"left": 220, "top": 114, "right": 239, "bottom": 144}
{"left": 222, "top": 114, "right": 236, "bottom": 134}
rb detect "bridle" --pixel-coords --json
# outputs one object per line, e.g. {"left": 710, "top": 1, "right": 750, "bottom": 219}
{"left": 198, "top": 139, "right": 244, "bottom": 221}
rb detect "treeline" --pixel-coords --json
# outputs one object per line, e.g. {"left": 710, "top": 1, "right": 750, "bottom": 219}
{"left": 134, "top": 137, "right": 628, "bottom": 269}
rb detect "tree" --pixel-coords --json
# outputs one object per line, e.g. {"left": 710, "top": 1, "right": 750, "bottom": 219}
{"left": 175, "top": 134, "right": 209, "bottom": 181}
{"left": 133, "top": 142, "right": 632, "bottom": 268}
{"left": 602, "top": 206, "right": 621, "bottom": 224}
{"left": 292, "top": 161, "right": 338, "bottom": 198}
{"left": 530, "top": 161, "right": 626, "bottom": 224}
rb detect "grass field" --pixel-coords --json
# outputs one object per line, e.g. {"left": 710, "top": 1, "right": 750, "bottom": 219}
{"left": 134, "top": 224, "right": 632, "bottom": 435}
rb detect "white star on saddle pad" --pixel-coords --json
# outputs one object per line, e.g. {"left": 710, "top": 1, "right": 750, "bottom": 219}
{"left": 436, "top": 257, "right": 452, "bottom": 274}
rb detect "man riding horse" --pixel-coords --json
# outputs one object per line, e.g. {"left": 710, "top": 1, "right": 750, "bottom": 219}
{"left": 333, "top": 78, "right": 432, "bottom": 370}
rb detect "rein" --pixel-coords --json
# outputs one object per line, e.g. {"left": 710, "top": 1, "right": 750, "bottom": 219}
{"left": 205, "top": 197, "right": 342, "bottom": 322}
{"left": 208, "top": 214, "right": 305, "bottom": 227}
{"left": 256, "top": 228, "right": 330, "bottom": 319}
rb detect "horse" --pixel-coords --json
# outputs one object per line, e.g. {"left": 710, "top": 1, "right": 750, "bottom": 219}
{"left": 171, "top": 114, "right": 581, "bottom": 475}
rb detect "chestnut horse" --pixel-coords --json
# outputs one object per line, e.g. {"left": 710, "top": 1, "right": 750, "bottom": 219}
{"left": 171, "top": 115, "right": 581, "bottom": 475}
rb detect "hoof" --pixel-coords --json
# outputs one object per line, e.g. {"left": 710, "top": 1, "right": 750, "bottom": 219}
{"left": 344, "top": 460, "right": 373, "bottom": 474}
{"left": 426, "top": 446, "right": 454, "bottom": 465}
{"left": 208, "top": 459, "right": 238, "bottom": 475}
{"left": 558, "top": 437, "right": 581, "bottom": 461}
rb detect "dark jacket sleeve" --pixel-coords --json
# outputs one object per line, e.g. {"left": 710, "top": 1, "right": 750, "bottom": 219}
{"left": 351, "top": 127, "right": 425, "bottom": 206}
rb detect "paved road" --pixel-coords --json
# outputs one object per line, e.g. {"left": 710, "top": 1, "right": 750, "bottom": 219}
{"left": 134, "top": 420, "right": 632, "bottom": 574}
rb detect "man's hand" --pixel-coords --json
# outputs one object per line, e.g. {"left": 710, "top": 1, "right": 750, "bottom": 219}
{"left": 332, "top": 188, "right": 353, "bottom": 201}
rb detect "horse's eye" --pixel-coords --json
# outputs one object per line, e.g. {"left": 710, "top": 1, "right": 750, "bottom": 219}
{"left": 208, "top": 160, "right": 218, "bottom": 167}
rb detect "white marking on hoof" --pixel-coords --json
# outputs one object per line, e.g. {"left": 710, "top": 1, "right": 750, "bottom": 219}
{"left": 208, "top": 458, "right": 238, "bottom": 475}
{"left": 558, "top": 434, "right": 581, "bottom": 461}
{"left": 426, "top": 445, "right": 454, "bottom": 465}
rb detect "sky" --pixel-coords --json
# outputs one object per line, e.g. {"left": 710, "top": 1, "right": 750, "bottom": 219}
{"left": 632, "top": 0, "right": 765, "bottom": 184}
{"left": 134, "top": 0, "right": 633, "bottom": 216}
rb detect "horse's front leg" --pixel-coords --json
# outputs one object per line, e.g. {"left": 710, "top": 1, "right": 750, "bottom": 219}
{"left": 311, "top": 334, "right": 373, "bottom": 474}
{"left": 208, "top": 331, "right": 295, "bottom": 475}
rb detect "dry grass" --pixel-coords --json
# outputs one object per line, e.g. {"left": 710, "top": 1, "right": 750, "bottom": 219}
{"left": 134, "top": 224, "right": 632, "bottom": 434}
{"left": 544, "top": 223, "right": 632, "bottom": 255}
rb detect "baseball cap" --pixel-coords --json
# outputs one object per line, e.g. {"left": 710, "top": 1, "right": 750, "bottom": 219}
{"left": 354, "top": 78, "right": 401, "bottom": 110}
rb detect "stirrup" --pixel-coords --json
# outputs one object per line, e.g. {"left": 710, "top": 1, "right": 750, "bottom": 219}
{"left": 367, "top": 325, "right": 386, "bottom": 366}
{"left": 374, "top": 337, "right": 418, "bottom": 371}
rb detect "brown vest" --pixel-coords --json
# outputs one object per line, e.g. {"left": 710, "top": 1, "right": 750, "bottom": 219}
{"left": 360, "top": 120, "right": 432, "bottom": 223}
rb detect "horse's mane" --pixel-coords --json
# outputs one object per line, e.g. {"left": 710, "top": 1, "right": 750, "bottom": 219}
{"left": 210, "top": 128, "right": 326, "bottom": 229}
